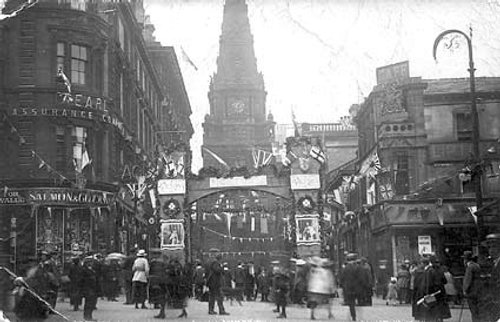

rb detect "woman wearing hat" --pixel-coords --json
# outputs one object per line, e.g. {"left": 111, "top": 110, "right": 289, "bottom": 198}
{"left": 132, "top": 249, "right": 150, "bottom": 309}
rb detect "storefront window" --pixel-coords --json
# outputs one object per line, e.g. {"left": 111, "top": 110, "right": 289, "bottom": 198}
{"left": 36, "top": 207, "right": 64, "bottom": 254}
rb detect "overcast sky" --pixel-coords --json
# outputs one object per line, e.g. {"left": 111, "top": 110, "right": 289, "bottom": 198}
{"left": 2, "top": 1, "right": 500, "bottom": 172}
{"left": 143, "top": 0, "right": 500, "bottom": 172}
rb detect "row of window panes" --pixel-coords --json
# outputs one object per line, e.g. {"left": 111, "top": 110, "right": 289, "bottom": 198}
{"left": 56, "top": 42, "right": 160, "bottom": 152}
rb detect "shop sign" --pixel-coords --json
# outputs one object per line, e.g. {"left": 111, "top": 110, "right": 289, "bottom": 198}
{"left": 1, "top": 188, "right": 114, "bottom": 206}
{"left": 418, "top": 235, "right": 432, "bottom": 255}
{"left": 0, "top": 190, "right": 26, "bottom": 204}
{"left": 28, "top": 189, "right": 113, "bottom": 206}
{"left": 10, "top": 106, "right": 122, "bottom": 128}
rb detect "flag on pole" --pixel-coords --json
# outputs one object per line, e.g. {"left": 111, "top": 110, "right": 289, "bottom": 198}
{"left": 180, "top": 46, "right": 198, "bottom": 71}
{"left": 81, "top": 147, "right": 92, "bottom": 170}
{"left": 309, "top": 145, "right": 326, "bottom": 164}
{"left": 360, "top": 151, "right": 382, "bottom": 178}
{"left": 57, "top": 66, "right": 72, "bottom": 93}
{"left": 252, "top": 148, "right": 273, "bottom": 168}
{"left": 202, "top": 147, "right": 230, "bottom": 169}
{"left": 282, "top": 151, "right": 297, "bottom": 167}
{"left": 291, "top": 108, "right": 300, "bottom": 137}
{"left": 467, "top": 206, "right": 477, "bottom": 224}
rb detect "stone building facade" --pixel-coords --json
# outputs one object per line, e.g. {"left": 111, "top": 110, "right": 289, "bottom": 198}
{"left": 334, "top": 61, "right": 500, "bottom": 292}
{"left": 0, "top": 0, "right": 192, "bottom": 309}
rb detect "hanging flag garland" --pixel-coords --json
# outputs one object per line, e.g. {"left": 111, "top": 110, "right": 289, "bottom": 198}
{"left": 2, "top": 111, "right": 75, "bottom": 187}
{"left": 200, "top": 226, "right": 278, "bottom": 242}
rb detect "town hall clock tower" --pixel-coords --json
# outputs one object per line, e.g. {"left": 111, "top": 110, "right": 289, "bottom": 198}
{"left": 202, "top": 0, "right": 275, "bottom": 169}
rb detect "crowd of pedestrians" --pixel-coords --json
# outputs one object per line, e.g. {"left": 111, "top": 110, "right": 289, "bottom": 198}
{"left": 4, "top": 233, "right": 500, "bottom": 322}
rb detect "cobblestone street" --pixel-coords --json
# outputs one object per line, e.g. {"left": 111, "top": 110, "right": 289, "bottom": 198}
{"left": 4, "top": 296, "right": 471, "bottom": 322}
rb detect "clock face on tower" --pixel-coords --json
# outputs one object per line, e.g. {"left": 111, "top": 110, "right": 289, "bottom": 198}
{"left": 230, "top": 99, "right": 246, "bottom": 116}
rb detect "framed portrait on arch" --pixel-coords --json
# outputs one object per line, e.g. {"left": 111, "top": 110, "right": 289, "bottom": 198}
{"left": 160, "top": 219, "right": 185, "bottom": 250}
{"left": 295, "top": 214, "right": 320, "bottom": 245}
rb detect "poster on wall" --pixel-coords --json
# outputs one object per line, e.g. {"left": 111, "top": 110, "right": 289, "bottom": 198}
{"left": 160, "top": 219, "right": 185, "bottom": 250}
{"left": 418, "top": 235, "right": 432, "bottom": 255}
{"left": 295, "top": 214, "right": 320, "bottom": 245}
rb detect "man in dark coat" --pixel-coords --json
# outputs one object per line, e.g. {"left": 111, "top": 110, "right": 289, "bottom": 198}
{"left": 122, "top": 249, "right": 136, "bottom": 305}
{"left": 358, "top": 257, "right": 373, "bottom": 306}
{"left": 273, "top": 267, "right": 290, "bottom": 319}
{"left": 481, "top": 233, "right": 500, "bottom": 322}
{"left": 463, "top": 251, "right": 481, "bottom": 322}
{"left": 193, "top": 261, "right": 205, "bottom": 300}
{"left": 68, "top": 256, "right": 83, "bottom": 311}
{"left": 340, "top": 253, "right": 362, "bottom": 321}
{"left": 411, "top": 258, "right": 427, "bottom": 321}
{"left": 149, "top": 256, "right": 166, "bottom": 309}
{"left": 79, "top": 256, "right": 101, "bottom": 321}
{"left": 244, "top": 263, "right": 255, "bottom": 301}
{"left": 257, "top": 268, "right": 271, "bottom": 302}
{"left": 422, "top": 256, "right": 451, "bottom": 321}
{"left": 206, "top": 253, "right": 229, "bottom": 315}
{"left": 233, "top": 262, "right": 246, "bottom": 299}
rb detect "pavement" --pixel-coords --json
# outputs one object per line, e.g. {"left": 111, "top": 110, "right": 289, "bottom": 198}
{"left": 5, "top": 296, "right": 471, "bottom": 322}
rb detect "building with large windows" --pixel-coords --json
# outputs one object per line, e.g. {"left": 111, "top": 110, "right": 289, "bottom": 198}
{"left": 0, "top": 0, "right": 192, "bottom": 309}
{"left": 332, "top": 61, "right": 500, "bottom": 293}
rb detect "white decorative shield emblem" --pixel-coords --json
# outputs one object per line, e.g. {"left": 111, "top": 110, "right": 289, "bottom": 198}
{"left": 299, "top": 157, "right": 310, "bottom": 172}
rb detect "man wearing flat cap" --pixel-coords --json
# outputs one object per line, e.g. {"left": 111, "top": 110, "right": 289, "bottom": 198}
{"left": 340, "top": 253, "right": 361, "bottom": 321}
{"left": 463, "top": 250, "right": 481, "bottom": 322}
{"left": 481, "top": 233, "right": 500, "bottom": 322}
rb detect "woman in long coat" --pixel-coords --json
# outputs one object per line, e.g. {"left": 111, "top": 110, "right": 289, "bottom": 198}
{"left": 396, "top": 264, "right": 411, "bottom": 304}
{"left": 256, "top": 268, "right": 271, "bottom": 302}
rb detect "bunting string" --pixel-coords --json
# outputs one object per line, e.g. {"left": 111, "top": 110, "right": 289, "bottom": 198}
{"left": 200, "top": 226, "right": 279, "bottom": 242}
{"left": 202, "top": 250, "right": 269, "bottom": 257}
{"left": 2, "top": 111, "right": 76, "bottom": 187}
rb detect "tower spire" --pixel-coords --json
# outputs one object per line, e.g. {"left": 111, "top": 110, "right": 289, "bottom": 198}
{"left": 203, "top": 0, "right": 273, "bottom": 170}
{"left": 212, "top": 0, "right": 263, "bottom": 89}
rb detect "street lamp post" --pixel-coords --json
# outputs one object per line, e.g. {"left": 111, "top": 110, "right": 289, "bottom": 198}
{"left": 433, "top": 29, "right": 484, "bottom": 243}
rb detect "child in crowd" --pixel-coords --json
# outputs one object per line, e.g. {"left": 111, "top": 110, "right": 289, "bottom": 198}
{"left": 386, "top": 277, "right": 398, "bottom": 306}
